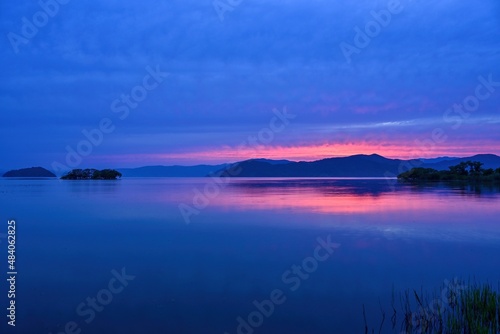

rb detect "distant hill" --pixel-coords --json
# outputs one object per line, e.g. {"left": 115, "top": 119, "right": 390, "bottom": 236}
{"left": 3, "top": 167, "right": 56, "bottom": 177}
{"left": 419, "top": 156, "right": 459, "bottom": 164}
{"left": 423, "top": 154, "right": 500, "bottom": 170}
{"left": 116, "top": 160, "right": 294, "bottom": 177}
{"left": 117, "top": 164, "right": 228, "bottom": 177}
{"left": 251, "top": 159, "right": 292, "bottom": 165}
{"left": 212, "top": 154, "right": 500, "bottom": 177}
{"left": 7, "top": 155, "right": 500, "bottom": 178}
{"left": 212, "top": 155, "right": 416, "bottom": 177}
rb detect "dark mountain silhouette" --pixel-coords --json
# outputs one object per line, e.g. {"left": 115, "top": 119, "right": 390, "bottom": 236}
{"left": 251, "top": 159, "right": 292, "bottom": 165}
{"left": 3, "top": 167, "right": 56, "bottom": 177}
{"left": 212, "top": 154, "right": 415, "bottom": 177}
{"left": 212, "top": 154, "right": 500, "bottom": 177}
{"left": 419, "top": 156, "right": 458, "bottom": 164}
{"left": 117, "top": 160, "right": 293, "bottom": 177}
{"left": 8, "top": 155, "right": 499, "bottom": 178}
{"left": 423, "top": 154, "right": 500, "bottom": 170}
{"left": 117, "top": 164, "right": 228, "bottom": 177}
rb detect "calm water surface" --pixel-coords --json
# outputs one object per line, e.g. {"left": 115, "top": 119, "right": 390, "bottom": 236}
{"left": 0, "top": 178, "right": 499, "bottom": 333}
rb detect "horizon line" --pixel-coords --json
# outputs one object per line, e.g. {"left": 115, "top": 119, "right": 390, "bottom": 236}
{"left": 3, "top": 152, "right": 499, "bottom": 171}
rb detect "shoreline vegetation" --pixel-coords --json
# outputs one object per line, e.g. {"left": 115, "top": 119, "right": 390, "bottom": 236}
{"left": 60, "top": 169, "right": 122, "bottom": 180}
{"left": 398, "top": 161, "right": 500, "bottom": 183}
{"left": 365, "top": 279, "right": 500, "bottom": 334}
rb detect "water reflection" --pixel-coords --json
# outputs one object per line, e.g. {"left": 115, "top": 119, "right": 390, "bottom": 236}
{"left": 227, "top": 178, "right": 500, "bottom": 197}
{"left": 1, "top": 177, "right": 499, "bottom": 334}
{"left": 209, "top": 179, "right": 500, "bottom": 215}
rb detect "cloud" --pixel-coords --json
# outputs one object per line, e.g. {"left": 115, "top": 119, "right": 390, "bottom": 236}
{"left": 0, "top": 0, "right": 499, "bottom": 168}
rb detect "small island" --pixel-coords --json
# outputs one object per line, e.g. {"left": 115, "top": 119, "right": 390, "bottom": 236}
{"left": 398, "top": 161, "right": 500, "bottom": 182}
{"left": 3, "top": 167, "right": 56, "bottom": 178}
{"left": 61, "top": 169, "right": 122, "bottom": 180}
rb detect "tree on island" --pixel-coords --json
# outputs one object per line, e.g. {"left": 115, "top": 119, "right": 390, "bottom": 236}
{"left": 61, "top": 169, "right": 122, "bottom": 180}
{"left": 398, "top": 161, "right": 500, "bottom": 182}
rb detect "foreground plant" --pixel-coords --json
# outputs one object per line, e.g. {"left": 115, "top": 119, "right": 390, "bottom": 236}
{"left": 365, "top": 279, "right": 500, "bottom": 333}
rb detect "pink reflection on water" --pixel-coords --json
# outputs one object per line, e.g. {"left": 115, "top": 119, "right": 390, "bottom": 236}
{"left": 208, "top": 180, "right": 487, "bottom": 216}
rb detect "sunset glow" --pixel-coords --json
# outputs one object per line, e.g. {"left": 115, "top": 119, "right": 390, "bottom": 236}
{"left": 1, "top": 0, "right": 499, "bottom": 170}
{"left": 94, "top": 141, "right": 500, "bottom": 167}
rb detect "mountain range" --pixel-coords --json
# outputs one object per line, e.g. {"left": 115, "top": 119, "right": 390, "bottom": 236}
{"left": 116, "top": 159, "right": 292, "bottom": 177}
{"left": 3, "top": 154, "right": 500, "bottom": 178}
{"left": 117, "top": 164, "right": 228, "bottom": 177}
{"left": 118, "top": 154, "right": 500, "bottom": 177}
{"left": 212, "top": 154, "right": 500, "bottom": 178}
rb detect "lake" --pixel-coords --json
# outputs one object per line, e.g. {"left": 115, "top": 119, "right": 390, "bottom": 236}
{"left": 1, "top": 178, "right": 499, "bottom": 333}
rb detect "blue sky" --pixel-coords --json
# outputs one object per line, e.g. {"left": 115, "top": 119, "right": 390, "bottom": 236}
{"left": 1, "top": 0, "right": 499, "bottom": 170}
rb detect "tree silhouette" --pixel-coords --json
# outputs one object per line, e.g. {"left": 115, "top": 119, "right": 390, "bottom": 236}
{"left": 399, "top": 161, "right": 498, "bottom": 182}
{"left": 61, "top": 169, "right": 122, "bottom": 180}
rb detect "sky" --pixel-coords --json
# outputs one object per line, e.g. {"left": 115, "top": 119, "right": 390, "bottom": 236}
{"left": 1, "top": 0, "right": 499, "bottom": 170}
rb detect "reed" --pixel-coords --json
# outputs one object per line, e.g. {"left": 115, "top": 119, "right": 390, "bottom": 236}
{"left": 365, "top": 280, "right": 500, "bottom": 333}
